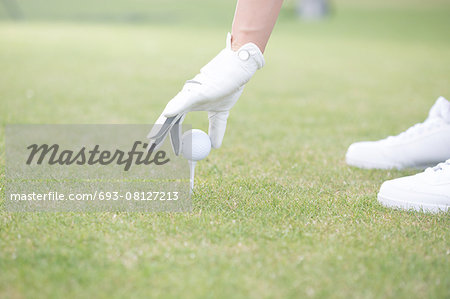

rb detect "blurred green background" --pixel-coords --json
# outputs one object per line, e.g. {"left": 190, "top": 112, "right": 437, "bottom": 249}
{"left": 1, "top": 1, "right": 449, "bottom": 298}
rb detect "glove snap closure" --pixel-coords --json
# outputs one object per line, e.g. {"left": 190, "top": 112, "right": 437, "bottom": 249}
{"left": 238, "top": 49, "right": 250, "bottom": 61}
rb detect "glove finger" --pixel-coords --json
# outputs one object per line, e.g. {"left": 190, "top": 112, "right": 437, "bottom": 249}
{"left": 169, "top": 113, "right": 186, "bottom": 156}
{"left": 208, "top": 111, "right": 229, "bottom": 149}
{"left": 163, "top": 83, "right": 204, "bottom": 117}
{"left": 147, "top": 114, "right": 182, "bottom": 151}
{"left": 147, "top": 112, "right": 177, "bottom": 139}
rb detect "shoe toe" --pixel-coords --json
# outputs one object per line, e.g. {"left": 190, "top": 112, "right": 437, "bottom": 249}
{"left": 345, "top": 141, "right": 395, "bottom": 169}
{"left": 378, "top": 175, "right": 450, "bottom": 213}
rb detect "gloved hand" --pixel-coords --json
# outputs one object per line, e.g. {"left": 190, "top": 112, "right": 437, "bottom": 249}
{"left": 147, "top": 33, "right": 264, "bottom": 154}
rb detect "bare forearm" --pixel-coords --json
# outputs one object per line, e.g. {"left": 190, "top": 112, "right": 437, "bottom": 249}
{"left": 231, "top": 0, "right": 283, "bottom": 53}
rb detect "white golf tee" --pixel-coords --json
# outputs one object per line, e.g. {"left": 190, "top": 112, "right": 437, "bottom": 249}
{"left": 189, "top": 160, "right": 196, "bottom": 193}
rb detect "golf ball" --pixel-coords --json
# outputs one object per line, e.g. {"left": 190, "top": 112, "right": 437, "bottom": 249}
{"left": 182, "top": 129, "right": 211, "bottom": 161}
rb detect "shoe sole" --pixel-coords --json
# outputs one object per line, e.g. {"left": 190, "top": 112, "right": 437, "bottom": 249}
{"left": 346, "top": 157, "right": 432, "bottom": 170}
{"left": 346, "top": 157, "right": 396, "bottom": 170}
{"left": 378, "top": 194, "right": 449, "bottom": 213}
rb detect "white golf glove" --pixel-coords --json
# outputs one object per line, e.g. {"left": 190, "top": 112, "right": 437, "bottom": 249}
{"left": 147, "top": 33, "right": 264, "bottom": 154}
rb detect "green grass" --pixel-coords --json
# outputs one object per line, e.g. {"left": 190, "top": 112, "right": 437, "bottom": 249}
{"left": 1, "top": 1, "right": 450, "bottom": 298}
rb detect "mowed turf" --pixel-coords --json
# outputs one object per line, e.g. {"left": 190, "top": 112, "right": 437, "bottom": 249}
{"left": 0, "top": 1, "right": 449, "bottom": 298}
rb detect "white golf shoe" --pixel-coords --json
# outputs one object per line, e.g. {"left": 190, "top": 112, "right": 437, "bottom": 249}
{"left": 346, "top": 96, "right": 450, "bottom": 169}
{"left": 378, "top": 159, "right": 450, "bottom": 213}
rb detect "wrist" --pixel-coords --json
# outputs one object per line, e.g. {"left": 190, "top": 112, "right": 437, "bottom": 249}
{"left": 231, "top": 33, "right": 265, "bottom": 53}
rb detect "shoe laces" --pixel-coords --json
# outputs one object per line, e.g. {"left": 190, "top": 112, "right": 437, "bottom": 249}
{"left": 385, "top": 118, "right": 444, "bottom": 142}
{"left": 426, "top": 159, "right": 450, "bottom": 173}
